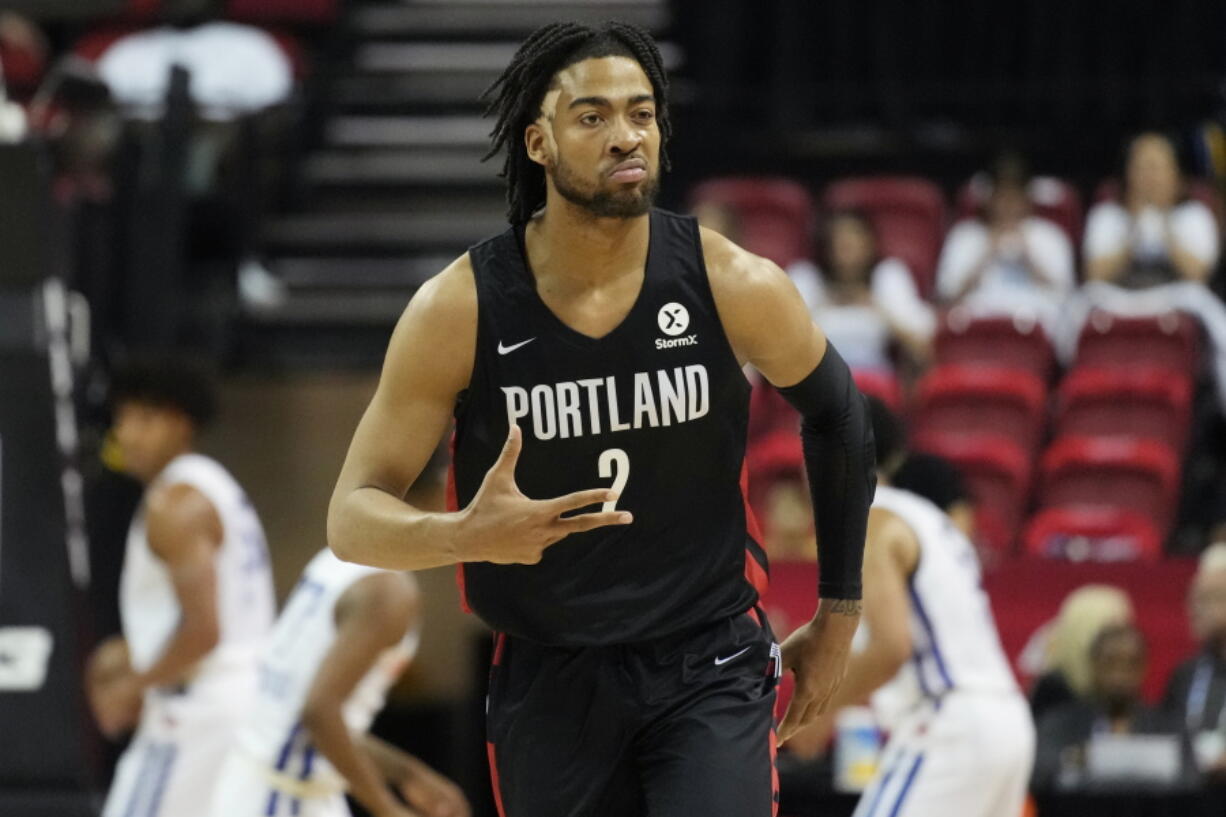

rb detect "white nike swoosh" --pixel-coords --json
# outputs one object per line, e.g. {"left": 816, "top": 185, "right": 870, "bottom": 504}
{"left": 714, "top": 646, "right": 752, "bottom": 666}
{"left": 497, "top": 338, "right": 536, "bottom": 355}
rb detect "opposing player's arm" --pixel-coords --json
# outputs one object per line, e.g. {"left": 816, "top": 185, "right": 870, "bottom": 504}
{"left": 329, "top": 255, "right": 630, "bottom": 571}
{"left": 301, "top": 572, "right": 421, "bottom": 817}
{"left": 86, "top": 635, "right": 141, "bottom": 737}
{"left": 363, "top": 734, "right": 471, "bottom": 817}
{"left": 139, "top": 482, "right": 223, "bottom": 688}
{"left": 779, "top": 508, "right": 916, "bottom": 756}
{"left": 826, "top": 507, "right": 915, "bottom": 710}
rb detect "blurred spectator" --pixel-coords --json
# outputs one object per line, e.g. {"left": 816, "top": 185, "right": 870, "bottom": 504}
{"left": 788, "top": 210, "right": 935, "bottom": 373}
{"left": 1033, "top": 624, "right": 1198, "bottom": 792}
{"left": 1084, "top": 133, "right": 1217, "bottom": 288}
{"left": 1163, "top": 544, "right": 1226, "bottom": 777}
{"left": 96, "top": 22, "right": 293, "bottom": 121}
{"left": 936, "top": 153, "right": 1075, "bottom": 337}
{"left": 1060, "top": 135, "right": 1226, "bottom": 413}
{"left": 892, "top": 451, "right": 975, "bottom": 539}
{"left": 1025, "top": 585, "right": 1135, "bottom": 723}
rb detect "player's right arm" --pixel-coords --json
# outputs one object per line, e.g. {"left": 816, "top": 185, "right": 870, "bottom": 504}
{"left": 328, "top": 256, "right": 631, "bottom": 571}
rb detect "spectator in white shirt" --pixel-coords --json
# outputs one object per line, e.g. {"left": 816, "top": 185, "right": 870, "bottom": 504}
{"left": 1083, "top": 132, "right": 1219, "bottom": 288}
{"left": 936, "top": 154, "right": 1076, "bottom": 336}
{"left": 1059, "top": 133, "right": 1226, "bottom": 413}
{"left": 788, "top": 210, "right": 934, "bottom": 374}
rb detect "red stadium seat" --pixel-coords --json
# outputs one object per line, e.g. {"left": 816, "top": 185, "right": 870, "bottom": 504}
{"left": 73, "top": 27, "right": 142, "bottom": 64}
{"left": 955, "top": 174, "right": 1084, "bottom": 247}
{"left": 689, "top": 178, "right": 815, "bottom": 267}
{"left": 1038, "top": 436, "right": 1181, "bottom": 537}
{"left": 823, "top": 176, "right": 946, "bottom": 297}
{"left": 914, "top": 365, "right": 1048, "bottom": 452}
{"left": 1022, "top": 506, "right": 1163, "bottom": 561}
{"left": 1075, "top": 311, "right": 1202, "bottom": 380}
{"left": 935, "top": 312, "right": 1056, "bottom": 381}
{"left": 744, "top": 429, "right": 804, "bottom": 529}
{"left": 1055, "top": 367, "right": 1194, "bottom": 452}
{"left": 0, "top": 36, "right": 48, "bottom": 98}
{"left": 748, "top": 381, "right": 795, "bottom": 442}
{"left": 852, "top": 369, "right": 903, "bottom": 414}
{"left": 912, "top": 431, "right": 1032, "bottom": 555}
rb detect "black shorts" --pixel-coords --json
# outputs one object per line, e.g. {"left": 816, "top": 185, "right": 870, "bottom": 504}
{"left": 485, "top": 608, "right": 782, "bottom": 817}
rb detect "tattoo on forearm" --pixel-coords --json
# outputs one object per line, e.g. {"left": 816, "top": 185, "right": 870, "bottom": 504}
{"left": 826, "top": 599, "right": 863, "bottom": 616}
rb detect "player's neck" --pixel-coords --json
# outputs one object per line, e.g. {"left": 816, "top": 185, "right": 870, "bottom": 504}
{"left": 527, "top": 201, "right": 650, "bottom": 286}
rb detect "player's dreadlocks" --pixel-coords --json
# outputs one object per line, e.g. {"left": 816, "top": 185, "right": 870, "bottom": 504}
{"left": 482, "top": 21, "right": 672, "bottom": 224}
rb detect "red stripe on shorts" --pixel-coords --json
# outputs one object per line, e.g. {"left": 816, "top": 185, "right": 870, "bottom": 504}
{"left": 487, "top": 741, "right": 508, "bottom": 817}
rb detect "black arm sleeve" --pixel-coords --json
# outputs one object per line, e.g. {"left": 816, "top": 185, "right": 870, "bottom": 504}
{"left": 777, "top": 344, "right": 876, "bottom": 600}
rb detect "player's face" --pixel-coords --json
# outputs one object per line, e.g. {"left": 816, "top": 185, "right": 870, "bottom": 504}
{"left": 112, "top": 401, "right": 193, "bottom": 483}
{"left": 530, "top": 56, "right": 661, "bottom": 218}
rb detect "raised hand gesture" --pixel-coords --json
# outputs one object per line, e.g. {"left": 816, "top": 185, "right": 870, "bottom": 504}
{"left": 454, "top": 425, "right": 633, "bottom": 565}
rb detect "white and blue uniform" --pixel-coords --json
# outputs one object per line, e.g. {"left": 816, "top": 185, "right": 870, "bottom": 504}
{"left": 103, "top": 454, "right": 276, "bottom": 817}
{"left": 853, "top": 485, "right": 1034, "bottom": 817}
{"left": 209, "top": 549, "right": 420, "bottom": 817}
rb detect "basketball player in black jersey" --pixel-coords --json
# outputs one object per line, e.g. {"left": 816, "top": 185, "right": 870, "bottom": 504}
{"left": 328, "top": 21, "right": 876, "bottom": 817}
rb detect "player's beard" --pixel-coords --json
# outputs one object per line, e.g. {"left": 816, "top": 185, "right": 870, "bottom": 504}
{"left": 549, "top": 155, "right": 659, "bottom": 219}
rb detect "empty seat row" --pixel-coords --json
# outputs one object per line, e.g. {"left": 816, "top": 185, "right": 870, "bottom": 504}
{"left": 912, "top": 311, "right": 1199, "bottom": 558}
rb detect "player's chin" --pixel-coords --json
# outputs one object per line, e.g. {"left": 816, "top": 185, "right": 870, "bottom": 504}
{"left": 605, "top": 186, "right": 654, "bottom": 213}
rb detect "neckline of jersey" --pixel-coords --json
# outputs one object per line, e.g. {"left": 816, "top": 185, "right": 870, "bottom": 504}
{"left": 509, "top": 209, "right": 660, "bottom": 346}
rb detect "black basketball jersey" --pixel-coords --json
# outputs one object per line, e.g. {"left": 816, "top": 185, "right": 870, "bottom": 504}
{"left": 452, "top": 209, "right": 768, "bottom": 646}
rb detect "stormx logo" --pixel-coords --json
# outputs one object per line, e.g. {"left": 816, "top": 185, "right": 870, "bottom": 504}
{"left": 656, "top": 334, "right": 698, "bottom": 350}
{"left": 656, "top": 302, "right": 697, "bottom": 350}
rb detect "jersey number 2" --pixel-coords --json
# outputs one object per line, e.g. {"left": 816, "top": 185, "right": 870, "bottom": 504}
{"left": 598, "top": 448, "right": 629, "bottom": 511}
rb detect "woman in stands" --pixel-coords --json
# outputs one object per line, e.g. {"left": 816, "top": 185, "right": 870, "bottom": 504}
{"left": 787, "top": 210, "right": 934, "bottom": 375}
{"left": 1022, "top": 584, "right": 1136, "bottom": 723}
{"left": 1059, "top": 131, "right": 1226, "bottom": 414}
{"left": 1084, "top": 132, "right": 1217, "bottom": 287}
{"left": 935, "top": 153, "right": 1075, "bottom": 337}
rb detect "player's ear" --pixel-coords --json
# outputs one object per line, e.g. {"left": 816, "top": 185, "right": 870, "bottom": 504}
{"left": 524, "top": 120, "right": 551, "bottom": 168}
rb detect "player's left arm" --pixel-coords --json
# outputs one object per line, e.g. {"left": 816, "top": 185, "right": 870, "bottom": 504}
{"left": 95, "top": 483, "right": 224, "bottom": 730}
{"left": 140, "top": 483, "right": 225, "bottom": 688}
{"left": 140, "top": 483, "right": 224, "bottom": 686}
{"left": 703, "top": 228, "right": 877, "bottom": 743}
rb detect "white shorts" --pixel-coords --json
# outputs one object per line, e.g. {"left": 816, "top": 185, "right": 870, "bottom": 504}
{"left": 208, "top": 753, "right": 350, "bottom": 817}
{"left": 102, "top": 696, "right": 236, "bottom": 816}
{"left": 853, "top": 691, "right": 1035, "bottom": 817}
{"left": 102, "top": 674, "right": 256, "bottom": 817}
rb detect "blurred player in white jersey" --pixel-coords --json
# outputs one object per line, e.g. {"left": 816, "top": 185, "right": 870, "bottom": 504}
{"left": 209, "top": 548, "right": 470, "bottom": 817}
{"left": 828, "top": 398, "right": 1035, "bottom": 817}
{"left": 87, "top": 357, "right": 276, "bottom": 817}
